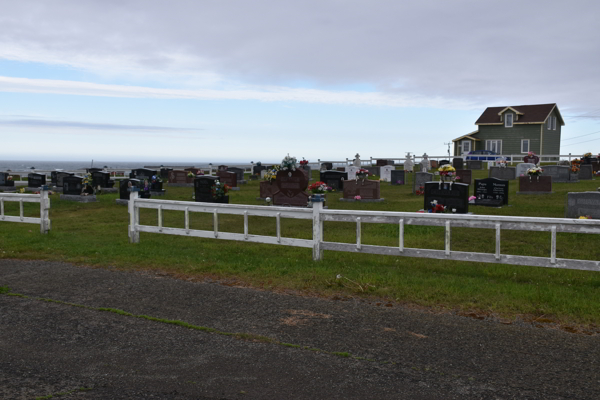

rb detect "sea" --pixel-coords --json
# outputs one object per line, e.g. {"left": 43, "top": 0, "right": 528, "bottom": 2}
{"left": 0, "top": 160, "right": 255, "bottom": 172}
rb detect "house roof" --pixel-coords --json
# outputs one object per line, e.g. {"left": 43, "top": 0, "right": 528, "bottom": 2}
{"left": 475, "top": 103, "right": 564, "bottom": 125}
{"left": 452, "top": 130, "right": 480, "bottom": 142}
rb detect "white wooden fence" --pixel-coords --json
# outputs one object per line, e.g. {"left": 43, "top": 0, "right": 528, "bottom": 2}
{"left": 0, "top": 191, "right": 51, "bottom": 234}
{"left": 127, "top": 192, "right": 600, "bottom": 272}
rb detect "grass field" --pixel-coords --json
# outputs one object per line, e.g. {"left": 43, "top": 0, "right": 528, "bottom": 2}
{"left": 1, "top": 168, "right": 599, "bottom": 329}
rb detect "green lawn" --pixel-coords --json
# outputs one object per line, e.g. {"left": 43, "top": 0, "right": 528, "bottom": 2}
{"left": 1, "top": 168, "right": 599, "bottom": 328}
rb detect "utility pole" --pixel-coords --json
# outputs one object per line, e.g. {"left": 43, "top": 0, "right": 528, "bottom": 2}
{"left": 443, "top": 142, "right": 452, "bottom": 157}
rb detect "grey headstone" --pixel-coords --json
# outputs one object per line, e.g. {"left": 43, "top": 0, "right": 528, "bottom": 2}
{"left": 579, "top": 165, "right": 593, "bottom": 180}
{"left": 466, "top": 160, "right": 482, "bottom": 170}
{"left": 516, "top": 163, "right": 536, "bottom": 178}
{"left": 544, "top": 165, "right": 571, "bottom": 183}
{"left": 413, "top": 172, "right": 433, "bottom": 193}
{"left": 566, "top": 192, "right": 600, "bottom": 218}
{"left": 489, "top": 166, "right": 517, "bottom": 180}
{"left": 391, "top": 170, "right": 405, "bottom": 185}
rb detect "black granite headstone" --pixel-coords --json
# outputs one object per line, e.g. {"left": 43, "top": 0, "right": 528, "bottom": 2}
{"left": 119, "top": 179, "right": 142, "bottom": 200}
{"left": 194, "top": 176, "right": 220, "bottom": 203}
{"left": 63, "top": 175, "right": 84, "bottom": 195}
{"left": 474, "top": 178, "right": 509, "bottom": 206}
{"left": 228, "top": 167, "right": 245, "bottom": 182}
{"left": 160, "top": 168, "right": 173, "bottom": 179}
{"left": 27, "top": 173, "right": 46, "bottom": 188}
{"left": 319, "top": 171, "right": 347, "bottom": 191}
{"left": 423, "top": 182, "right": 469, "bottom": 213}
{"left": 92, "top": 171, "right": 114, "bottom": 188}
{"left": 438, "top": 160, "right": 450, "bottom": 167}
{"left": 391, "top": 170, "right": 405, "bottom": 185}
{"left": 452, "top": 158, "right": 464, "bottom": 170}
{"left": 55, "top": 172, "right": 74, "bottom": 187}
{"left": 129, "top": 168, "right": 157, "bottom": 181}
{"left": 320, "top": 162, "right": 333, "bottom": 171}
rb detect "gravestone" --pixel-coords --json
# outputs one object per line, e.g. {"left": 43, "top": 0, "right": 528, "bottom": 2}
{"left": 474, "top": 178, "right": 509, "bottom": 206}
{"left": 380, "top": 165, "right": 394, "bottom": 182}
{"left": 320, "top": 162, "right": 333, "bottom": 171}
{"left": 343, "top": 180, "right": 381, "bottom": 200}
{"left": 216, "top": 170, "right": 238, "bottom": 189}
{"left": 228, "top": 167, "right": 246, "bottom": 183}
{"left": 62, "top": 175, "right": 84, "bottom": 195}
{"left": 218, "top": 165, "right": 228, "bottom": 172}
{"left": 423, "top": 182, "right": 469, "bottom": 213}
{"left": 455, "top": 169, "right": 472, "bottom": 185}
{"left": 543, "top": 166, "right": 572, "bottom": 183}
{"left": 259, "top": 181, "right": 277, "bottom": 199}
{"left": 119, "top": 179, "right": 143, "bottom": 201}
{"left": 452, "top": 158, "right": 464, "bottom": 170}
{"left": 299, "top": 165, "right": 312, "bottom": 181}
{"left": 336, "top": 167, "right": 346, "bottom": 172}
{"left": 194, "top": 176, "right": 228, "bottom": 203}
{"left": 438, "top": 160, "right": 450, "bottom": 167}
{"left": 160, "top": 168, "right": 172, "bottom": 179}
{"left": 515, "top": 163, "right": 536, "bottom": 178}
{"left": 345, "top": 166, "right": 360, "bottom": 180}
{"left": 168, "top": 170, "right": 193, "bottom": 186}
{"left": 391, "top": 170, "right": 405, "bottom": 185}
{"left": 565, "top": 192, "right": 600, "bottom": 219}
{"left": 403, "top": 153, "right": 414, "bottom": 172}
{"left": 28, "top": 173, "right": 46, "bottom": 187}
{"left": 130, "top": 168, "right": 157, "bottom": 181}
{"left": 489, "top": 167, "right": 516, "bottom": 181}
{"left": 55, "top": 172, "right": 74, "bottom": 187}
{"left": 0, "top": 172, "right": 14, "bottom": 187}
{"left": 253, "top": 165, "right": 267, "bottom": 176}
{"left": 365, "top": 166, "right": 380, "bottom": 177}
{"left": 421, "top": 154, "right": 431, "bottom": 171}
{"left": 582, "top": 157, "right": 599, "bottom": 165}
{"left": 523, "top": 154, "right": 540, "bottom": 165}
{"left": 430, "top": 160, "right": 439, "bottom": 169}
{"left": 92, "top": 171, "right": 114, "bottom": 188}
{"left": 517, "top": 176, "right": 552, "bottom": 194}
{"left": 376, "top": 159, "right": 394, "bottom": 166}
{"left": 466, "top": 160, "right": 482, "bottom": 170}
{"left": 579, "top": 165, "right": 593, "bottom": 180}
{"left": 591, "top": 161, "right": 600, "bottom": 172}
{"left": 413, "top": 172, "right": 433, "bottom": 194}
{"left": 320, "top": 171, "right": 347, "bottom": 191}
{"left": 273, "top": 170, "right": 309, "bottom": 206}
{"left": 353, "top": 153, "right": 362, "bottom": 168}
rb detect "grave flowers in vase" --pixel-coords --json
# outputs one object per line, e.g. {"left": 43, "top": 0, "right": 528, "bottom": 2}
{"left": 280, "top": 155, "right": 298, "bottom": 175}
{"left": 299, "top": 158, "right": 309, "bottom": 167}
{"left": 151, "top": 175, "right": 163, "bottom": 191}
{"left": 308, "top": 181, "right": 331, "bottom": 206}
{"left": 438, "top": 164, "right": 456, "bottom": 182}
{"left": 527, "top": 166, "right": 544, "bottom": 182}
{"left": 212, "top": 180, "right": 230, "bottom": 203}
{"left": 187, "top": 171, "right": 195, "bottom": 178}
{"left": 356, "top": 168, "right": 370, "bottom": 181}
{"left": 260, "top": 166, "right": 279, "bottom": 199}
{"left": 81, "top": 173, "right": 95, "bottom": 195}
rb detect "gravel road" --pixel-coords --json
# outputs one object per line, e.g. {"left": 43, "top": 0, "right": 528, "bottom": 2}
{"left": 1, "top": 259, "right": 598, "bottom": 399}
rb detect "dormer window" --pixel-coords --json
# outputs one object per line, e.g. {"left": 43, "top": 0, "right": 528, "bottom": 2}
{"left": 505, "top": 113, "right": 513, "bottom": 127}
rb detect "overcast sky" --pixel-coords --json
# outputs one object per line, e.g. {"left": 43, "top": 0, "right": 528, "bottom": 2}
{"left": 1, "top": 0, "right": 599, "bottom": 163}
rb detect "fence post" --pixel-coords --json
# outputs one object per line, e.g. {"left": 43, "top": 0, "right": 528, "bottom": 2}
{"left": 39, "top": 186, "right": 51, "bottom": 234}
{"left": 311, "top": 195, "right": 324, "bottom": 261}
{"left": 128, "top": 188, "right": 140, "bottom": 243}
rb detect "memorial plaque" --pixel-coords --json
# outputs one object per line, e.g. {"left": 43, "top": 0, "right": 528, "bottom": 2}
{"left": 194, "top": 176, "right": 224, "bottom": 203}
{"left": 466, "top": 160, "right": 482, "bottom": 170}
{"left": 474, "top": 178, "right": 509, "bottom": 206}
{"left": 579, "top": 165, "right": 593, "bottom": 180}
{"left": 228, "top": 167, "right": 245, "bottom": 182}
{"left": 543, "top": 166, "right": 571, "bottom": 183}
{"left": 273, "top": 170, "right": 309, "bottom": 206}
{"left": 119, "top": 179, "right": 142, "bottom": 200}
{"left": 380, "top": 165, "right": 394, "bottom": 182}
{"left": 343, "top": 180, "right": 381, "bottom": 199}
{"left": 515, "top": 163, "right": 536, "bottom": 177}
{"left": 216, "top": 170, "right": 237, "bottom": 188}
{"left": 566, "top": 192, "right": 600, "bottom": 219}
{"left": 413, "top": 172, "right": 433, "bottom": 194}
{"left": 319, "top": 171, "right": 347, "bottom": 191}
{"left": 452, "top": 158, "right": 464, "bottom": 170}
{"left": 55, "top": 172, "right": 74, "bottom": 187}
{"left": 28, "top": 173, "right": 46, "bottom": 188}
{"left": 424, "top": 182, "right": 469, "bottom": 213}
{"left": 489, "top": 167, "right": 516, "bottom": 180}
{"left": 518, "top": 176, "right": 552, "bottom": 194}
{"left": 92, "top": 171, "right": 114, "bottom": 188}
{"left": 455, "top": 169, "right": 472, "bottom": 185}
{"left": 63, "top": 175, "right": 84, "bottom": 195}
{"left": 391, "top": 170, "right": 405, "bottom": 185}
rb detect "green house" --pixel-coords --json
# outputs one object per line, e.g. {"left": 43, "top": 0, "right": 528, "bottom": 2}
{"left": 453, "top": 103, "right": 564, "bottom": 157}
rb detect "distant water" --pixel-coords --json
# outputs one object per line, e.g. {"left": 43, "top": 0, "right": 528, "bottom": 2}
{"left": 0, "top": 160, "right": 254, "bottom": 172}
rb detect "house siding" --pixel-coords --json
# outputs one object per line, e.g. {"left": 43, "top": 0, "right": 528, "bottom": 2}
{"left": 474, "top": 123, "right": 542, "bottom": 155}
{"left": 541, "top": 109, "right": 561, "bottom": 155}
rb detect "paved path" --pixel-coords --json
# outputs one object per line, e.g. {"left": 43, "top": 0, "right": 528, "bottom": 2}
{"left": 1, "top": 259, "right": 598, "bottom": 399}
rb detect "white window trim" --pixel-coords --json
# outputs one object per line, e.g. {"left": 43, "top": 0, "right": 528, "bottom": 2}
{"left": 521, "top": 139, "right": 530, "bottom": 153}
{"left": 462, "top": 140, "right": 471, "bottom": 155}
{"left": 485, "top": 139, "right": 502, "bottom": 154}
{"left": 505, "top": 114, "right": 513, "bottom": 128}
{"left": 547, "top": 118, "right": 552, "bottom": 129}
{"left": 552, "top": 116, "right": 557, "bottom": 130}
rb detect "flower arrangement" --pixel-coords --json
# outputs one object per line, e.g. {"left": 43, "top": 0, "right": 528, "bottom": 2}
{"left": 354, "top": 195, "right": 361, "bottom": 200}
{"left": 187, "top": 171, "right": 195, "bottom": 178}
{"left": 212, "top": 180, "right": 230, "bottom": 199}
{"left": 307, "top": 181, "right": 331, "bottom": 194}
{"left": 82, "top": 173, "right": 94, "bottom": 187}
{"left": 454, "top": 175, "right": 462, "bottom": 182}
{"left": 280, "top": 155, "right": 297, "bottom": 171}
{"left": 299, "top": 158, "right": 309, "bottom": 166}
{"left": 263, "top": 166, "right": 279, "bottom": 182}
{"left": 7, "top": 176, "right": 13, "bottom": 181}
{"left": 415, "top": 185, "right": 424, "bottom": 195}
{"left": 579, "top": 215, "right": 592, "bottom": 219}
{"left": 438, "top": 164, "right": 456, "bottom": 176}
{"left": 151, "top": 175, "right": 162, "bottom": 183}
{"left": 18, "top": 187, "right": 25, "bottom": 193}
{"left": 357, "top": 168, "right": 370, "bottom": 177}
{"left": 583, "top": 152, "right": 592, "bottom": 158}
{"left": 468, "top": 195, "right": 476, "bottom": 203}
{"left": 496, "top": 159, "right": 507, "bottom": 168}
{"left": 527, "top": 167, "right": 543, "bottom": 176}
{"left": 571, "top": 164, "right": 580, "bottom": 174}
{"left": 430, "top": 200, "right": 446, "bottom": 213}
{"left": 528, "top": 151, "right": 536, "bottom": 157}
{"left": 572, "top": 158, "right": 581, "bottom": 166}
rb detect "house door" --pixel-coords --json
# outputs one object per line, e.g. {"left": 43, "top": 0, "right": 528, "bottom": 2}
{"left": 461, "top": 140, "right": 471, "bottom": 155}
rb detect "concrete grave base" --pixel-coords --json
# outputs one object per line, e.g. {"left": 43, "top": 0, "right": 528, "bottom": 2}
{"left": 0, "top": 186, "right": 18, "bottom": 192}
{"left": 339, "top": 198, "right": 385, "bottom": 203}
{"left": 97, "top": 188, "right": 118, "bottom": 194}
{"left": 24, "top": 187, "right": 43, "bottom": 193}
{"left": 150, "top": 190, "right": 166, "bottom": 196}
{"left": 60, "top": 194, "right": 98, "bottom": 203}
{"left": 167, "top": 183, "right": 194, "bottom": 187}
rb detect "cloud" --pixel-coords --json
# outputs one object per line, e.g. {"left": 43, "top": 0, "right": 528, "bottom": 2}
{"left": 0, "top": 117, "right": 203, "bottom": 132}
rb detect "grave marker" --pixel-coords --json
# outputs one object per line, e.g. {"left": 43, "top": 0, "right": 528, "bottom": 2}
{"left": 517, "top": 176, "right": 552, "bottom": 194}
{"left": 273, "top": 170, "right": 309, "bottom": 206}
{"left": 319, "top": 171, "right": 347, "bottom": 191}
{"left": 466, "top": 160, "right": 482, "bottom": 170}
{"left": 455, "top": 169, "right": 472, "bottom": 185}
{"left": 489, "top": 167, "right": 517, "bottom": 180}
{"left": 380, "top": 165, "right": 394, "bottom": 182}
{"left": 579, "top": 165, "right": 593, "bottom": 180}
{"left": 391, "top": 170, "right": 405, "bottom": 185}
{"left": 474, "top": 178, "right": 509, "bottom": 206}
{"left": 413, "top": 172, "right": 433, "bottom": 194}
{"left": 424, "top": 182, "right": 469, "bottom": 213}
{"left": 343, "top": 180, "right": 381, "bottom": 200}
{"left": 28, "top": 173, "right": 46, "bottom": 188}
{"left": 565, "top": 192, "right": 600, "bottom": 219}
{"left": 543, "top": 166, "right": 574, "bottom": 183}
{"left": 516, "top": 163, "right": 536, "bottom": 177}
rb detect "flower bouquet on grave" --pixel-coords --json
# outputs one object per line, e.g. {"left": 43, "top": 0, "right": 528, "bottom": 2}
{"left": 151, "top": 175, "right": 162, "bottom": 184}
{"left": 356, "top": 168, "right": 370, "bottom": 181}
{"left": 212, "top": 180, "right": 230, "bottom": 199}
{"left": 496, "top": 159, "right": 507, "bottom": 168}
{"left": 187, "top": 171, "right": 195, "bottom": 178}
{"left": 438, "top": 164, "right": 456, "bottom": 182}
{"left": 263, "top": 166, "right": 279, "bottom": 183}
{"left": 570, "top": 164, "right": 580, "bottom": 174}
{"left": 572, "top": 158, "right": 582, "bottom": 166}
{"left": 280, "top": 155, "right": 298, "bottom": 173}
{"left": 299, "top": 158, "right": 309, "bottom": 167}
{"left": 7, "top": 176, "right": 12, "bottom": 181}
{"left": 583, "top": 152, "right": 592, "bottom": 159}
{"left": 415, "top": 185, "right": 424, "bottom": 195}
{"left": 308, "top": 181, "right": 331, "bottom": 194}
{"left": 429, "top": 200, "right": 447, "bottom": 213}
{"left": 354, "top": 195, "right": 362, "bottom": 200}
{"left": 527, "top": 166, "right": 543, "bottom": 182}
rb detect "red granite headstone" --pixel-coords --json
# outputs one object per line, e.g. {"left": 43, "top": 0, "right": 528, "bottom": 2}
{"left": 273, "top": 170, "right": 309, "bottom": 206}
{"left": 259, "top": 181, "right": 276, "bottom": 199}
{"left": 343, "top": 180, "right": 381, "bottom": 199}
{"left": 216, "top": 171, "right": 237, "bottom": 188}
{"left": 518, "top": 176, "right": 552, "bottom": 193}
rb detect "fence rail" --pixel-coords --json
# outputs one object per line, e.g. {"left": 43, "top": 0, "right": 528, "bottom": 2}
{"left": 0, "top": 191, "right": 51, "bottom": 233}
{"left": 128, "top": 192, "right": 600, "bottom": 272}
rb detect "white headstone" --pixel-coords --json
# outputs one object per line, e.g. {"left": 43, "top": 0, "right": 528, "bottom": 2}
{"left": 380, "top": 165, "right": 394, "bottom": 182}
{"left": 260, "top": 170, "right": 268, "bottom": 179}
{"left": 421, "top": 153, "right": 431, "bottom": 171}
{"left": 353, "top": 153, "right": 361, "bottom": 168}
{"left": 404, "top": 152, "right": 414, "bottom": 172}
{"left": 345, "top": 166, "right": 360, "bottom": 180}
{"left": 516, "top": 163, "right": 536, "bottom": 177}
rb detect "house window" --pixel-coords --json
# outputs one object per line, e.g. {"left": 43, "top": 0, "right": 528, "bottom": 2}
{"left": 486, "top": 140, "right": 502, "bottom": 154}
{"left": 547, "top": 117, "right": 552, "bottom": 129}
{"left": 521, "top": 139, "right": 530, "bottom": 153}
{"left": 505, "top": 113, "right": 513, "bottom": 127}
{"left": 552, "top": 116, "right": 557, "bottom": 130}
{"left": 462, "top": 140, "right": 471, "bottom": 155}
